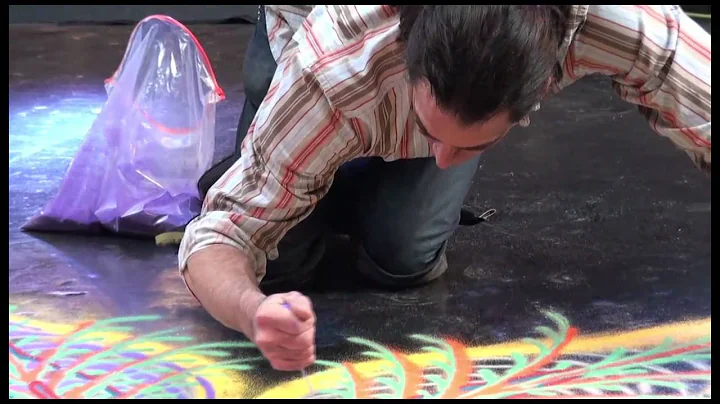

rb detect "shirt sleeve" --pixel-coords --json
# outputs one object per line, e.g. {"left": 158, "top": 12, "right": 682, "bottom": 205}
{"left": 178, "top": 46, "right": 362, "bottom": 282}
{"left": 558, "top": 5, "right": 711, "bottom": 174}
{"left": 265, "top": 5, "right": 315, "bottom": 64}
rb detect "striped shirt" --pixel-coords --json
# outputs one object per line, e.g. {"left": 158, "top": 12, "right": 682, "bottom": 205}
{"left": 179, "top": 5, "right": 711, "bottom": 282}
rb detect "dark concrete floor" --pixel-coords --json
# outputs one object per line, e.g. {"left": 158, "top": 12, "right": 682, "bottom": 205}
{"left": 8, "top": 20, "right": 711, "bottom": 399}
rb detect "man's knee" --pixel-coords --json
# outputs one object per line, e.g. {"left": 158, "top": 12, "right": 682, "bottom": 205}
{"left": 342, "top": 156, "right": 478, "bottom": 288}
{"left": 357, "top": 229, "right": 453, "bottom": 288}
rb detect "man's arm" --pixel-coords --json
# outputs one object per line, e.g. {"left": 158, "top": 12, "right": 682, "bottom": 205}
{"left": 559, "top": 5, "right": 711, "bottom": 174}
{"left": 184, "top": 245, "right": 264, "bottom": 339}
{"left": 178, "top": 44, "right": 362, "bottom": 341}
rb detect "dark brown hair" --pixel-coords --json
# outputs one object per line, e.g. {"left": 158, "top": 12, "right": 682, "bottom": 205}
{"left": 395, "top": 5, "right": 571, "bottom": 125}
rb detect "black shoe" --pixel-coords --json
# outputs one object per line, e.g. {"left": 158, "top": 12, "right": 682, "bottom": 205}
{"left": 459, "top": 207, "right": 496, "bottom": 226}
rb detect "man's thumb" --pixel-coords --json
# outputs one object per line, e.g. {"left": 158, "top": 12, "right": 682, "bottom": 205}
{"left": 282, "top": 293, "right": 314, "bottom": 322}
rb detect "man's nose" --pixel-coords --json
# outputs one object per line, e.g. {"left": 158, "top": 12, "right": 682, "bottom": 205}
{"left": 433, "top": 143, "right": 455, "bottom": 169}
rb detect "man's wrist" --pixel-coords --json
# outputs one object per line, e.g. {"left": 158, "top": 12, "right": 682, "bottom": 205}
{"left": 238, "top": 288, "right": 267, "bottom": 340}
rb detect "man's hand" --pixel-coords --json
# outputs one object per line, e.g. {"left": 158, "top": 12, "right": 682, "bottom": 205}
{"left": 184, "top": 246, "right": 316, "bottom": 371}
{"left": 253, "top": 291, "right": 316, "bottom": 371}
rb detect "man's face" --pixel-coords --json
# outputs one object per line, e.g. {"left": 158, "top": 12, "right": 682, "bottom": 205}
{"left": 412, "top": 81, "right": 516, "bottom": 169}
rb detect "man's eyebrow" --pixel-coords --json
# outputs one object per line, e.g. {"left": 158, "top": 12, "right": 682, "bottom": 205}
{"left": 415, "top": 114, "right": 495, "bottom": 152}
{"left": 415, "top": 115, "right": 439, "bottom": 142}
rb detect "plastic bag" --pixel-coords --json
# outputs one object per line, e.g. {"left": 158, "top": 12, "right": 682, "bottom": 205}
{"left": 23, "top": 15, "right": 224, "bottom": 237}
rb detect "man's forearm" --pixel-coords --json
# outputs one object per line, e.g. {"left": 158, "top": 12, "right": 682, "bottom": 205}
{"left": 184, "top": 245, "right": 266, "bottom": 340}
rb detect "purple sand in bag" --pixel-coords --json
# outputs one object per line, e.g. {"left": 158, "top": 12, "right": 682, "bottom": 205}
{"left": 21, "top": 15, "right": 224, "bottom": 238}
{"left": 22, "top": 197, "right": 200, "bottom": 238}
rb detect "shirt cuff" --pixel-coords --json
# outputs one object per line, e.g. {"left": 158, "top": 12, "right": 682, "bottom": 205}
{"left": 177, "top": 212, "right": 269, "bottom": 283}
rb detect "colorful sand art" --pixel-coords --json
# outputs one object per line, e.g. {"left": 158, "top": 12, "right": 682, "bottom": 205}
{"left": 9, "top": 305, "right": 254, "bottom": 399}
{"left": 9, "top": 305, "right": 711, "bottom": 399}
{"left": 261, "top": 313, "right": 711, "bottom": 399}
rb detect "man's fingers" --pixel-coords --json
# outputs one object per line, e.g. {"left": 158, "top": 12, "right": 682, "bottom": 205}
{"left": 252, "top": 292, "right": 317, "bottom": 372}
{"left": 255, "top": 325, "right": 314, "bottom": 351}
{"left": 268, "top": 352, "right": 317, "bottom": 371}
{"left": 263, "top": 336, "right": 316, "bottom": 357}
{"left": 277, "top": 325, "right": 315, "bottom": 350}
{"left": 283, "top": 292, "right": 315, "bottom": 323}
{"left": 256, "top": 303, "right": 313, "bottom": 335}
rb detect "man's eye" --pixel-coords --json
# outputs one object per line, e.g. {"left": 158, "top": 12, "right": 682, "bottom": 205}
{"left": 423, "top": 133, "right": 438, "bottom": 143}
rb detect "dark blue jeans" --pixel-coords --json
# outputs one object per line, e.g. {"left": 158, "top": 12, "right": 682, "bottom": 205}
{"left": 203, "top": 6, "right": 481, "bottom": 290}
